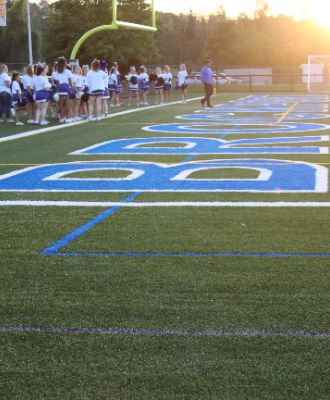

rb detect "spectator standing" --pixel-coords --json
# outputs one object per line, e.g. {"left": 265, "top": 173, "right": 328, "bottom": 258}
{"left": 200, "top": 59, "right": 214, "bottom": 108}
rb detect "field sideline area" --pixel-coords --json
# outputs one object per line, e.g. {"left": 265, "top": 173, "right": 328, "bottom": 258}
{"left": 0, "top": 91, "right": 329, "bottom": 399}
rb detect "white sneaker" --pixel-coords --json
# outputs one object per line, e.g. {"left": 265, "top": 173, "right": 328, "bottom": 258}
{"left": 88, "top": 116, "right": 94, "bottom": 121}
{"left": 27, "top": 119, "right": 36, "bottom": 124}
{"left": 5, "top": 119, "right": 15, "bottom": 123}
{"left": 40, "top": 120, "right": 50, "bottom": 125}
{"left": 16, "top": 121, "right": 24, "bottom": 126}
{"left": 96, "top": 116, "right": 102, "bottom": 121}
{"left": 144, "top": 102, "right": 149, "bottom": 106}
{"left": 59, "top": 118, "right": 65, "bottom": 123}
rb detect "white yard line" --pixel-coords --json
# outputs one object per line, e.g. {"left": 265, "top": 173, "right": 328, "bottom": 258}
{"left": 1, "top": 200, "right": 330, "bottom": 207}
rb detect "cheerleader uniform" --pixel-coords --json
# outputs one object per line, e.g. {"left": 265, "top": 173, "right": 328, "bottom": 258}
{"left": 138, "top": 72, "right": 149, "bottom": 91}
{"left": 70, "top": 73, "right": 84, "bottom": 99}
{"left": 21, "top": 74, "right": 35, "bottom": 103}
{"left": 11, "top": 81, "right": 26, "bottom": 107}
{"left": 53, "top": 69, "right": 72, "bottom": 95}
{"left": 127, "top": 73, "right": 139, "bottom": 92}
{"left": 108, "top": 72, "right": 117, "bottom": 94}
{"left": 154, "top": 73, "right": 165, "bottom": 90}
{"left": 177, "top": 70, "right": 188, "bottom": 89}
{"left": 115, "top": 70, "right": 122, "bottom": 94}
{"left": 34, "top": 75, "right": 51, "bottom": 102}
{"left": 86, "top": 70, "right": 105, "bottom": 95}
{"left": 163, "top": 72, "right": 172, "bottom": 91}
{"left": 102, "top": 70, "right": 110, "bottom": 99}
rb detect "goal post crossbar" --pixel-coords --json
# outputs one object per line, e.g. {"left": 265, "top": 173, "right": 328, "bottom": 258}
{"left": 70, "top": 0, "right": 156, "bottom": 60}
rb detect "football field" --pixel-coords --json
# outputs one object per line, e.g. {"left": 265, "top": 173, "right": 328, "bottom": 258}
{"left": 0, "top": 92, "right": 329, "bottom": 399}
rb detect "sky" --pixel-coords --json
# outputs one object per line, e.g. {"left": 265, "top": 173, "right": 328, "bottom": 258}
{"left": 154, "top": 0, "right": 330, "bottom": 30}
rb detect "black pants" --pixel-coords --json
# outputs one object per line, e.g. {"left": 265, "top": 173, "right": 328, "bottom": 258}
{"left": 201, "top": 83, "right": 213, "bottom": 107}
{"left": 0, "top": 91, "right": 12, "bottom": 119}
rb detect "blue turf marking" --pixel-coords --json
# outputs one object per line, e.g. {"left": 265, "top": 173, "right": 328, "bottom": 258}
{"left": 181, "top": 154, "right": 196, "bottom": 162}
{"left": 42, "top": 192, "right": 140, "bottom": 255}
{"left": 51, "top": 251, "right": 330, "bottom": 258}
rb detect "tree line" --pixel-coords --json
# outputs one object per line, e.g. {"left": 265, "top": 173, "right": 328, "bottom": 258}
{"left": 1, "top": 0, "right": 330, "bottom": 72}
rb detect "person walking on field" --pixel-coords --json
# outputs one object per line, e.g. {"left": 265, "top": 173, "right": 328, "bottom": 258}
{"left": 200, "top": 59, "right": 214, "bottom": 108}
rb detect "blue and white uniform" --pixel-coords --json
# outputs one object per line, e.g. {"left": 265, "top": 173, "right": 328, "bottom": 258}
{"left": 163, "top": 72, "right": 172, "bottom": 90}
{"left": 127, "top": 73, "right": 139, "bottom": 91}
{"left": 11, "top": 80, "right": 25, "bottom": 106}
{"left": 86, "top": 70, "right": 105, "bottom": 95}
{"left": 155, "top": 73, "right": 165, "bottom": 90}
{"left": 138, "top": 72, "right": 149, "bottom": 91}
{"left": 102, "top": 71, "right": 110, "bottom": 99}
{"left": 21, "top": 74, "right": 35, "bottom": 102}
{"left": 108, "top": 72, "right": 121, "bottom": 94}
{"left": 34, "top": 75, "right": 51, "bottom": 102}
{"left": 177, "top": 70, "right": 188, "bottom": 89}
{"left": 53, "top": 69, "right": 72, "bottom": 95}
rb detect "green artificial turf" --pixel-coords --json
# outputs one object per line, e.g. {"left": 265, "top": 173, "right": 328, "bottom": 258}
{"left": 0, "top": 92, "right": 329, "bottom": 399}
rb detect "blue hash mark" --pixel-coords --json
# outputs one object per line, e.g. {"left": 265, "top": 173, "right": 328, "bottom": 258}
{"left": 42, "top": 192, "right": 140, "bottom": 255}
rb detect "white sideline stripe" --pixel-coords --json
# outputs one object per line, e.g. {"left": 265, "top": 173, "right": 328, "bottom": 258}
{"left": 0, "top": 97, "right": 203, "bottom": 143}
{"left": 2, "top": 200, "right": 330, "bottom": 207}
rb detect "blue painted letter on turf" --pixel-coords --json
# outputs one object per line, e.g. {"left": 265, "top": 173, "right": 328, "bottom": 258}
{"left": 0, "top": 159, "right": 327, "bottom": 192}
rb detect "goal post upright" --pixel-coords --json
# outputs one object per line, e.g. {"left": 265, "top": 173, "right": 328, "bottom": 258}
{"left": 306, "top": 54, "right": 330, "bottom": 94}
{"left": 70, "top": 0, "right": 157, "bottom": 60}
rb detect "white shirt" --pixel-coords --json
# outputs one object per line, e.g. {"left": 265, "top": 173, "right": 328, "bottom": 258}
{"left": 163, "top": 72, "right": 172, "bottom": 84}
{"left": 71, "top": 74, "right": 84, "bottom": 89}
{"left": 0, "top": 72, "right": 11, "bottom": 93}
{"left": 127, "top": 73, "right": 139, "bottom": 89}
{"left": 108, "top": 73, "right": 118, "bottom": 86}
{"left": 11, "top": 80, "right": 22, "bottom": 95}
{"left": 21, "top": 75, "right": 34, "bottom": 90}
{"left": 34, "top": 75, "right": 51, "bottom": 91}
{"left": 86, "top": 70, "right": 106, "bottom": 92}
{"left": 53, "top": 69, "right": 72, "bottom": 85}
{"left": 102, "top": 71, "right": 108, "bottom": 89}
{"left": 138, "top": 72, "right": 149, "bottom": 83}
{"left": 177, "top": 70, "right": 188, "bottom": 86}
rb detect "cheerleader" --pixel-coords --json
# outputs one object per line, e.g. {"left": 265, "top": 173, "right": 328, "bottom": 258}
{"left": 34, "top": 64, "right": 52, "bottom": 125}
{"left": 177, "top": 63, "right": 188, "bottom": 103}
{"left": 80, "top": 65, "right": 89, "bottom": 118}
{"left": 10, "top": 72, "right": 26, "bottom": 126}
{"left": 86, "top": 59, "right": 105, "bottom": 121}
{"left": 101, "top": 67, "right": 110, "bottom": 116}
{"left": 154, "top": 66, "right": 164, "bottom": 105}
{"left": 127, "top": 66, "right": 139, "bottom": 106}
{"left": 112, "top": 62, "right": 123, "bottom": 105}
{"left": 70, "top": 65, "right": 84, "bottom": 121}
{"left": 0, "top": 64, "right": 14, "bottom": 123}
{"left": 138, "top": 65, "right": 149, "bottom": 106}
{"left": 48, "top": 61, "right": 59, "bottom": 119}
{"left": 108, "top": 65, "right": 120, "bottom": 107}
{"left": 53, "top": 57, "right": 72, "bottom": 123}
{"left": 21, "top": 65, "right": 35, "bottom": 123}
{"left": 163, "top": 65, "right": 172, "bottom": 103}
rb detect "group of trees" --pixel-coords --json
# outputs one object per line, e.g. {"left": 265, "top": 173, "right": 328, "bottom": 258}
{"left": 1, "top": 0, "right": 330, "bottom": 71}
